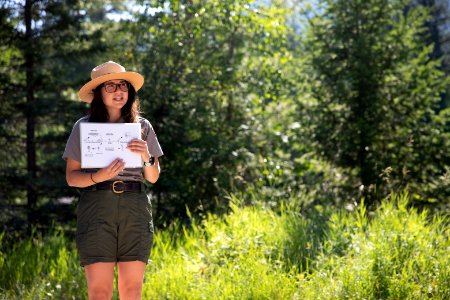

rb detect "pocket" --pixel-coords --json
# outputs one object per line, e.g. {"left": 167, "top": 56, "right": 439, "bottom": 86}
{"left": 140, "top": 221, "right": 154, "bottom": 254}
{"left": 77, "top": 191, "right": 100, "bottom": 223}
{"left": 76, "top": 222, "right": 89, "bottom": 258}
{"left": 76, "top": 222, "right": 102, "bottom": 258}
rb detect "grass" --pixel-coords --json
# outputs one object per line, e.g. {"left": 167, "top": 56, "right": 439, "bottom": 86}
{"left": 296, "top": 194, "right": 450, "bottom": 299}
{"left": 0, "top": 228, "right": 86, "bottom": 299}
{"left": 0, "top": 193, "right": 449, "bottom": 299}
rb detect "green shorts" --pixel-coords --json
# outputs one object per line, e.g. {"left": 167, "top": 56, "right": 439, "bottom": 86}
{"left": 76, "top": 189, "right": 154, "bottom": 267}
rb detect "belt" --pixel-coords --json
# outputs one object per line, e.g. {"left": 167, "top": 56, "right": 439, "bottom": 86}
{"left": 89, "top": 181, "right": 145, "bottom": 193}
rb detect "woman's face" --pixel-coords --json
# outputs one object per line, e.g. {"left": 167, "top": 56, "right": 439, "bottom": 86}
{"left": 101, "top": 79, "right": 129, "bottom": 111}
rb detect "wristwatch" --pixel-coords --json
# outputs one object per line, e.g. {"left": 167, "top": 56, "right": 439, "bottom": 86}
{"left": 143, "top": 156, "right": 155, "bottom": 167}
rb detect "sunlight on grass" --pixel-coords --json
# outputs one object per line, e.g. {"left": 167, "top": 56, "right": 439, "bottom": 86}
{"left": 141, "top": 193, "right": 449, "bottom": 299}
{"left": 0, "top": 228, "right": 86, "bottom": 299}
{"left": 0, "top": 193, "right": 448, "bottom": 299}
{"left": 297, "top": 194, "right": 450, "bottom": 299}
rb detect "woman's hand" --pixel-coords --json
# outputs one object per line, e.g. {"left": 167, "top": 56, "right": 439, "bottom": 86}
{"left": 127, "top": 138, "right": 151, "bottom": 162}
{"left": 92, "top": 158, "right": 126, "bottom": 183}
{"left": 66, "top": 158, "right": 125, "bottom": 187}
{"left": 127, "top": 138, "right": 160, "bottom": 183}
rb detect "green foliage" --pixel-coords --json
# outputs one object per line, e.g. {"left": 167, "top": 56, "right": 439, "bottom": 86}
{"left": 0, "top": 3, "right": 27, "bottom": 202}
{"left": 143, "top": 199, "right": 299, "bottom": 299}
{"left": 300, "top": 194, "right": 450, "bottom": 299}
{"left": 1, "top": 0, "right": 449, "bottom": 232}
{"left": 0, "top": 0, "right": 106, "bottom": 205}
{"left": 1, "top": 193, "right": 449, "bottom": 299}
{"left": 130, "top": 0, "right": 291, "bottom": 220}
{"left": 303, "top": 0, "right": 450, "bottom": 204}
{"left": 0, "top": 228, "right": 86, "bottom": 299}
{"left": 143, "top": 193, "right": 450, "bottom": 299}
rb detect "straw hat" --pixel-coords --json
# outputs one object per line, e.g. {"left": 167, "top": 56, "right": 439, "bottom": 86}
{"left": 78, "top": 61, "right": 144, "bottom": 103}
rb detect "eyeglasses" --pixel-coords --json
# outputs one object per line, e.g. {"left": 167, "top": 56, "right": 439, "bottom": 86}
{"left": 103, "top": 82, "right": 130, "bottom": 93}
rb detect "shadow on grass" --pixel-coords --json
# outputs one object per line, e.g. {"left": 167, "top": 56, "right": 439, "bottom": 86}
{"left": 279, "top": 203, "right": 336, "bottom": 274}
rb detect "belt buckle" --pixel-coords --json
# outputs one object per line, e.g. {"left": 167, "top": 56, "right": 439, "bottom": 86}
{"left": 112, "top": 181, "right": 125, "bottom": 194}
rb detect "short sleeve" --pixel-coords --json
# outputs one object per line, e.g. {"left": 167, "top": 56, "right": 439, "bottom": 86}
{"left": 140, "top": 118, "right": 163, "bottom": 158}
{"left": 62, "top": 118, "right": 86, "bottom": 162}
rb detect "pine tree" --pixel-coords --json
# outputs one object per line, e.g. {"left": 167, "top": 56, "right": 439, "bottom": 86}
{"left": 305, "top": 0, "right": 449, "bottom": 203}
{"left": 0, "top": 0, "right": 102, "bottom": 210}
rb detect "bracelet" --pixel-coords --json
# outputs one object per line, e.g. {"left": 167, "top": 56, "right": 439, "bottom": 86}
{"left": 90, "top": 173, "right": 98, "bottom": 184}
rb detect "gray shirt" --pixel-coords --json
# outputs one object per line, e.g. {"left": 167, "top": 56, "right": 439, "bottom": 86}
{"left": 63, "top": 116, "right": 163, "bottom": 183}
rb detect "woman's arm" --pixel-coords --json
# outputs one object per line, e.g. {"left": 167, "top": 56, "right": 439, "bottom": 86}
{"left": 142, "top": 157, "right": 160, "bottom": 184}
{"left": 127, "top": 138, "right": 161, "bottom": 183}
{"left": 66, "top": 158, "right": 125, "bottom": 188}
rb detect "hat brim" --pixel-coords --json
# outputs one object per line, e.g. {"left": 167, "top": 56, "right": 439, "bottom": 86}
{"left": 78, "top": 72, "right": 144, "bottom": 103}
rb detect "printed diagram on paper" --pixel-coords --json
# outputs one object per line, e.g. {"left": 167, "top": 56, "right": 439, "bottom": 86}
{"left": 80, "top": 123, "right": 142, "bottom": 168}
{"left": 84, "top": 133, "right": 131, "bottom": 152}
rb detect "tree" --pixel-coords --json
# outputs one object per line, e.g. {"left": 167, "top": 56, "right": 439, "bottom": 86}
{"left": 0, "top": 1, "right": 27, "bottom": 204}
{"left": 406, "top": 0, "right": 450, "bottom": 111}
{"left": 413, "top": 0, "right": 450, "bottom": 72}
{"left": 0, "top": 0, "right": 108, "bottom": 213}
{"left": 131, "top": 0, "right": 290, "bottom": 222}
{"left": 304, "top": 0, "right": 449, "bottom": 204}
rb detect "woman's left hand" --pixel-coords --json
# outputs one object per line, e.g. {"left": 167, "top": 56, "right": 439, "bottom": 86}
{"left": 127, "top": 138, "right": 151, "bottom": 162}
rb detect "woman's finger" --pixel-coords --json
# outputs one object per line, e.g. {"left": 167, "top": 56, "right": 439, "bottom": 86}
{"left": 127, "top": 139, "right": 147, "bottom": 149}
{"left": 107, "top": 159, "right": 123, "bottom": 172}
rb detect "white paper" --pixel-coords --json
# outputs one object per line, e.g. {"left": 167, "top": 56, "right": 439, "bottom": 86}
{"left": 80, "top": 123, "right": 142, "bottom": 169}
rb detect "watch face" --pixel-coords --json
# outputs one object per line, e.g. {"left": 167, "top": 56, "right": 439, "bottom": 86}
{"left": 144, "top": 157, "right": 155, "bottom": 166}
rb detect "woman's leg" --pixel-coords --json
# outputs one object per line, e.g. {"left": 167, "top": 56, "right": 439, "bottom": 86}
{"left": 117, "top": 261, "right": 146, "bottom": 300}
{"left": 84, "top": 262, "right": 115, "bottom": 300}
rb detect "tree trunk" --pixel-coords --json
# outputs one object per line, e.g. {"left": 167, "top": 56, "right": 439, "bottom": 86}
{"left": 25, "top": 0, "right": 37, "bottom": 209}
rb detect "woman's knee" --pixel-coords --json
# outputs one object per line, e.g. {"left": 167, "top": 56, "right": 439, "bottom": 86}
{"left": 84, "top": 262, "right": 115, "bottom": 299}
{"left": 120, "top": 281, "right": 143, "bottom": 298}
{"left": 88, "top": 285, "right": 113, "bottom": 300}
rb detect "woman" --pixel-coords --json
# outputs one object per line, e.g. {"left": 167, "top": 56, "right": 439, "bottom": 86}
{"left": 63, "top": 61, "right": 163, "bottom": 299}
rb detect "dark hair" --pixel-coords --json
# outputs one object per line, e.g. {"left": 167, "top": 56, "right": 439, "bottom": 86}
{"left": 88, "top": 81, "right": 140, "bottom": 123}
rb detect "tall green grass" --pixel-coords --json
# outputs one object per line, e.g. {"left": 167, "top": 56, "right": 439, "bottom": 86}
{"left": 1, "top": 193, "right": 448, "bottom": 299}
{"left": 297, "top": 194, "right": 450, "bottom": 299}
{"left": 0, "top": 228, "right": 86, "bottom": 299}
{"left": 142, "top": 199, "right": 303, "bottom": 299}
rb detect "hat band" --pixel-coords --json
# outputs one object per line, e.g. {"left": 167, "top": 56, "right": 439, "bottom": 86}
{"left": 94, "top": 71, "right": 125, "bottom": 79}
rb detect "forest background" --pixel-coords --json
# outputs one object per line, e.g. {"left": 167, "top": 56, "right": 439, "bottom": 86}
{"left": 1, "top": 0, "right": 448, "bottom": 228}
{"left": 0, "top": 0, "right": 449, "bottom": 298}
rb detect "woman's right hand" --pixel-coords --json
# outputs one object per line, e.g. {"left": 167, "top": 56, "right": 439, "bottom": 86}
{"left": 92, "top": 158, "right": 126, "bottom": 183}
